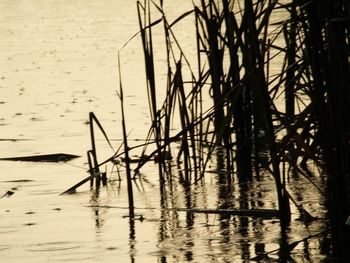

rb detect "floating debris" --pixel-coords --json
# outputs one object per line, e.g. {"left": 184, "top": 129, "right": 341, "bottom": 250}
{"left": 0, "top": 190, "right": 14, "bottom": 199}
{"left": 24, "top": 223, "right": 36, "bottom": 226}
{"left": 0, "top": 153, "right": 80, "bottom": 162}
{"left": 0, "top": 138, "right": 31, "bottom": 142}
{"left": 2, "top": 179, "right": 33, "bottom": 183}
{"left": 25, "top": 211, "right": 35, "bottom": 215}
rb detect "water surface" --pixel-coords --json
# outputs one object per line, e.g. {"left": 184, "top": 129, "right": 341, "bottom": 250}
{"left": 0, "top": 1, "right": 329, "bottom": 262}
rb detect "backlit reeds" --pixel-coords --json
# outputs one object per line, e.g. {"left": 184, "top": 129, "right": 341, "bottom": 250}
{"left": 130, "top": 0, "right": 349, "bottom": 257}
{"left": 64, "top": 0, "right": 350, "bottom": 259}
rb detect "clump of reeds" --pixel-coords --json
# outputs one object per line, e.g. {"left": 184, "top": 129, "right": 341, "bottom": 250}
{"left": 64, "top": 0, "right": 350, "bottom": 259}
{"left": 131, "top": 0, "right": 350, "bottom": 253}
{"left": 296, "top": 0, "right": 350, "bottom": 257}
{"left": 128, "top": 0, "right": 293, "bottom": 226}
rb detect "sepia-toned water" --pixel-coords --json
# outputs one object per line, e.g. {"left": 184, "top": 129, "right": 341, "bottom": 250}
{"left": 0, "top": 1, "right": 330, "bottom": 262}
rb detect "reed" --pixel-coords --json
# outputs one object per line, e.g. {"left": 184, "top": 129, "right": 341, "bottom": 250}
{"left": 137, "top": 0, "right": 164, "bottom": 182}
{"left": 89, "top": 112, "right": 100, "bottom": 178}
{"left": 118, "top": 53, "right": 134, "bottom": 217}
{"left": 87, "top": 150, "right": 95, "bottom": 187}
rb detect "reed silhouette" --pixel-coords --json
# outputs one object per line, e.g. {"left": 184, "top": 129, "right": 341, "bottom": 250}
{"left": 64, "top": 0, "right": 349, "bottom": 260}
{"left": 130, "top": 0, "right": 349, "bottom": 259}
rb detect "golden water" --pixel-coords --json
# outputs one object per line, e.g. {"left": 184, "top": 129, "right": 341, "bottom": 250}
{"left": 0, "top": 1, "right": 328, "bottom": 262}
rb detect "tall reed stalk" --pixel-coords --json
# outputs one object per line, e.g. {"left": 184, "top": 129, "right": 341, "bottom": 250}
{"left": 118, "top": 54, "right": 134, "bottom": 217}
{"left": 137, "top": 0, "right": 164, "bottom": 183}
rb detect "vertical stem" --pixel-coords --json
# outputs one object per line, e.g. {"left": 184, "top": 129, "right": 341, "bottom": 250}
{"left": 87, "top": 150, "right": 94, "bottom": 188}
{"left": 137, "top": 0, "right": 164, "bottom": 181}
{"left": 284, "top": 0, "right": 297, "bottom": 163}
{"left": 285, "top": 0, "right": 296, "bottom": 120}
{"left": 118, "top": 54, "right": 134, "bottom": 218}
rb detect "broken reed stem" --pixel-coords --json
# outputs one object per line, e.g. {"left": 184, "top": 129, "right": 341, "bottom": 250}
{"left": 87, "top": 150, "right": 94, "bottom": 188}
{"left": 89, "top": 112, "right": 100, "bottom": 177}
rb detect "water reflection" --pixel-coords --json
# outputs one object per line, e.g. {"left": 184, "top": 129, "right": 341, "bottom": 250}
{"left": 0, "top": 0, "right": 335, "bottom": 261}
{"left": 89, "top": 189, "right": 105, "bottom": 230}
{"left": 129, "top": 217, "right": 136, "bottom": 263}
{"left": 79, "top": 153, "right": 330, "bottom": 262}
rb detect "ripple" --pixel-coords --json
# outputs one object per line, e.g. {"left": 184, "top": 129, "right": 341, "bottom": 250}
{"left": 28, "top": 189, "right": 61, "bottom": 195}
{"left": 50, "top": 254, "right": 94, "bottom": 262}
{"left": 26, "top": 242, "right": 81, "bottom": 252}
{"left": 0, "top": 245, "right": 11, "bottom": 251}
{"left": 0, "top": 227, "right": 18, "bottom": 234}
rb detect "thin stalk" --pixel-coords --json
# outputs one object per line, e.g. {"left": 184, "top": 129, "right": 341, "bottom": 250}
{"left": 118, "top": 53, "right": 134, "bottom": 218}
{"left": 137, "top": 0, "right": 164, "bottom": 181}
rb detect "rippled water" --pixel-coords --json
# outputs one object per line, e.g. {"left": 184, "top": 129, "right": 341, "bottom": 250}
{"left": 0, "top": 1, "right": 330, "bottom": 262}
